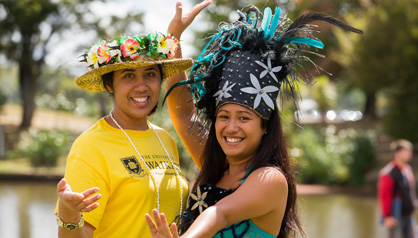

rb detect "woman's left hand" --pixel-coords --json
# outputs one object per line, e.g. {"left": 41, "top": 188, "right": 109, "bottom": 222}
{"left": 145, "top": 209, "right": 180, "bottom": 238}
{"left": 168, "top": 0, "right": 212, "bottom": 39}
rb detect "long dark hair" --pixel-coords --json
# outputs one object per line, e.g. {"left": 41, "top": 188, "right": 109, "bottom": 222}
{"left": 193, "top": 102, "right": 304, "bottom": 238}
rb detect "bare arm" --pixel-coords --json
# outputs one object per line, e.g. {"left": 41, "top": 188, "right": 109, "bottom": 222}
{"left": 57, "top": 178, "right": 101, "bottom": 238}
{"left": 146, "top": 167, "right": 288, "bottom": 238}
{"left": 166, "top": 0, "right": 212, "bottom": 168}
{"left": 181, "top": 168, "right": 288, "bottom": 237}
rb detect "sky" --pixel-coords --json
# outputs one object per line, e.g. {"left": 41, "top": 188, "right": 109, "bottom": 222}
{"left": 45, "top": 0, "right": 205, "bottom": 72}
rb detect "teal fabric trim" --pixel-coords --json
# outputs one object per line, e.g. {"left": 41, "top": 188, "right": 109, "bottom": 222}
{"left": 248, "top": 220, "right": 276, "bottom": 238}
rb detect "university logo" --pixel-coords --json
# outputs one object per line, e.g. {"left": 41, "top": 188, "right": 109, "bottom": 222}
{"left": 121, "top": 156, "right": 146, "bottom": 178}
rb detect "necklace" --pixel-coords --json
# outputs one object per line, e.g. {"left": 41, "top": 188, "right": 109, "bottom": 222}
{"left": 109, "top": 112, "right": 183, "bottom": 215}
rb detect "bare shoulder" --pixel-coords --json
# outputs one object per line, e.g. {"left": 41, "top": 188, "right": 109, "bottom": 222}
{"left": 247, "top": 167, "right": 288, "bottom": 190}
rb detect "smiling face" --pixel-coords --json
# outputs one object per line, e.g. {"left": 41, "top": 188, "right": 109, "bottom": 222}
{"left": 215, "top": 103, "right": 266, "bottom": 162}
{"left": 106, "top": 65, "right": 162, "bottom": 129}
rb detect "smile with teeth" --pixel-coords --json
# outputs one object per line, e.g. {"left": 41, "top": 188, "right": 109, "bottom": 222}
{"left": 132, "top": 97, "right": 149, "bottom": 103}
{"left": 226, "top": 137, "right": 243, "bottom": 143}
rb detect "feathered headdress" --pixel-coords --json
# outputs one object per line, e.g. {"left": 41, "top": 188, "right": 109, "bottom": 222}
{"left": 165, "top": 6, "right": 362, "bottom": 134}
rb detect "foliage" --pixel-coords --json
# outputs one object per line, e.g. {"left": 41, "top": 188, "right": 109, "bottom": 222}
{"left": 36, "top": 67, "right": 112, "bottom": 117}
{"left": 0, "top": 0, "right": 145, "bottom": 128}
{"left": 18, "top": 129, "right": 75, "bottom": 168}
{"left": 0, "top": 89, "right": 6, "bottom": 111}
{"left": 346, "top": 132, "right": 377, "bottom": 185}
{"left": 289, "top": 125, "right": 376, "bottom": 185}
{"left": 334, "top": 0, "right": 418, "bottom": 142}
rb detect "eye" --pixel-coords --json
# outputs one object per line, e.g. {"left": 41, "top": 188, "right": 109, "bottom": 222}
{"left": 217, "top": 114, "right": 229, "bottom": 119}
{"left": 123, "top": 73, "right": 135, "bottom": 79}
{"left": 145, "top": 72, "right": 156, "bottom": 78}
{"left": 239, "top": 116, "right": 250, "bottom": 121}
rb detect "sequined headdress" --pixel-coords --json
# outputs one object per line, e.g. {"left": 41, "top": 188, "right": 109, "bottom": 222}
{"left": 166, "top": 6, "right": 362, "bottom": 132}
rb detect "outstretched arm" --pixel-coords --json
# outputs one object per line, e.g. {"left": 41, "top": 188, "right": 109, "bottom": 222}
{"left": 166, "top": 0, "right": 212, "bottom": 168}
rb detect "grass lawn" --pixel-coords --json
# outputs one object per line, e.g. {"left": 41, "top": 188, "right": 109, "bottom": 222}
{"left": 0, "top": 157, "right": 66, "bottom": 176}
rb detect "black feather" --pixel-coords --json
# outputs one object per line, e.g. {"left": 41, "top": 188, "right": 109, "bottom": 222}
{"left": 279, "top": 12, "right": 363, "bottom": 41}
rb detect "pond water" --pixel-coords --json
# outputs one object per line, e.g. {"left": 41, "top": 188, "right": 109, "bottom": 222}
{"left": 0, "top": 181, "right": 389, "bottom": 238}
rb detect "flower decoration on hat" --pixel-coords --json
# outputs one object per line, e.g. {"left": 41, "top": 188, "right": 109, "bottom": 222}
{"left": 213, "top": 81, "right": 236, "bottom": 105}
{"left": 256, "top": 55, "right": 282, "bottom": 82}
{"left": 120, "top": 38, "right": 141, "bottom": 60}
{"left": 241, "top": 74, "right": 279, "bottom": 110}
{"left": 81, "top": 32, "right": 179, "bottom": 70}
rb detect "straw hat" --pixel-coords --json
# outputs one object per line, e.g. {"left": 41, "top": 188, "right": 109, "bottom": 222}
{"left": 75, "top": 33, "right": 193, "bottom": 92}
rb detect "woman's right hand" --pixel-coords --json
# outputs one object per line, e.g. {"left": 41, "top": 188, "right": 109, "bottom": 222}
{"left": 168, "top": 0, "right": 212, "bottom": 39}
{"left": 145, "top": 209, "right": 180, "bottom": 238}
{"left": 57, "top": 178, "right": 101, "bottom": 214}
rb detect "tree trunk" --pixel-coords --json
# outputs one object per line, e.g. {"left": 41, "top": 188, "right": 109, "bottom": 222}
{"left": 18, "top": 44, "right": 37, "bottom": 130}
{"left": 363, "top": 91, "right": 377, "bottom": 120}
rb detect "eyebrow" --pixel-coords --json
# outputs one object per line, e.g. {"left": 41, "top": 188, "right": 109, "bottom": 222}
{"left": 120, "top": 69, "right": 135, "bottom": 74}
{"left": 218, "top": 109, "right": 253, "bottom": 116}
{"left": 120, "top": 67, "right": 158, "bottom": 74}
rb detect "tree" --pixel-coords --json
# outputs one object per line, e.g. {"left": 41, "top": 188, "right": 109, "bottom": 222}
{"left": 0, "top": 0, "right": 144, "bottom": 129}
{"left": 334, "top": 0, "right": 418, "bottom": 141}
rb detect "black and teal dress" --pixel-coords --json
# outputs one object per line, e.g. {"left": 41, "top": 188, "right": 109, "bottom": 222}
{"left": 178, "top": 175, "right": 276, "bottom": 238}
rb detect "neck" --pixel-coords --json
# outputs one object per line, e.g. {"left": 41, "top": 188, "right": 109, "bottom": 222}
{"left": 394, "top": 158, "right": 407, "bottom": 168}
{"left": 106, "top": 111, "right": 148, "bottom": 131}
{"left": 226, "top": 155, "right": 254, "bottom": 175}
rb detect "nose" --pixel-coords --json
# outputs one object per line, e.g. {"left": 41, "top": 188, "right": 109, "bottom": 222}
{"left": 225, "top": 118, "right": 239, "bottom": 133}
{"left": 133, "top": 77, "right": 148, "bottom": 92}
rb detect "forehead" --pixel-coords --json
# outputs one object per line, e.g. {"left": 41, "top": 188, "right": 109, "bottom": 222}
{"left": 217, "top": 103, "right": 257, "bottom": 115}
{"left": 114, "top": 65, "right": 160, "bottom": 74}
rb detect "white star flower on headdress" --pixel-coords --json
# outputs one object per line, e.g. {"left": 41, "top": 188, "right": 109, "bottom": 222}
{"left": 190, "top": 186, "right": 208, "bottom": 214}
{"left": 213, "top": 80, "right": 236, "bottom": 105}
{"left": 255, "top": 55, "right": 282, "bottom": 82}
{"left": 241, "top": 74, "right": 279, "bottom": 109}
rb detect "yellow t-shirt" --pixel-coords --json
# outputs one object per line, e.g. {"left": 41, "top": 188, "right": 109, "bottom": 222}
{"left": 57, "top": 118, "right": 189, "bottom": 238}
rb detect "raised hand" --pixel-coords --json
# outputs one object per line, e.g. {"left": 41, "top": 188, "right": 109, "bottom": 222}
{"left": 57, "top": 178, "right": 102, "bottom": 213}
{"left": 168, "top": 0, "right": 212, "bottom": 39}
{"left": 145, "top": 209, "right": 180, "bottom": 238}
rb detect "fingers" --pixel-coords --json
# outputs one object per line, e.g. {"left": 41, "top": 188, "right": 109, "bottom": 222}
{"left": 78, "top": 193, "right": 102, "bottom": 212}
{"left": 184, "top": 0, "right": 212, "bottom": 23}
{"left": 159, "top": 213, "right": 172, "bottom": 236}
{"left": 171, "top": 223, "right": 180, "bottom": 238}
{"left": 82, "top": 187, "right": 100, "bottom": 199}
{"left": 174, "top": 1, "right": 183, "bottom": 20}
{"left": 190, "top": 0, "right": 212, "bottom": 16}
{"left": 145, "top": 213, "right": 158, "bottom": 235}
{"left": 152, "top": 209, "right": 162, "bottom": 230}
{"left": 57, "top": 178, "right": 68, "bottom": 192}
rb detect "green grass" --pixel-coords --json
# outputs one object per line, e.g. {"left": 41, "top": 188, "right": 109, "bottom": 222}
{"left": 0, "top": 157, "right": 65, "bottom": 176}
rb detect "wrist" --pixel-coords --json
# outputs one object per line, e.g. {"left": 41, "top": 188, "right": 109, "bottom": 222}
{"left": 56, "top": 212, "right": 84, "bottom": 230}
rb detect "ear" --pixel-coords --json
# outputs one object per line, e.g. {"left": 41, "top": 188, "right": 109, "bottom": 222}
{"left": 104, "top": 82, "right": 114, "bottom": 94}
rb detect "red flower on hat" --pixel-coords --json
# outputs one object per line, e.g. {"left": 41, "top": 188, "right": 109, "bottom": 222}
{"left": 121, "top": 38, "right": 140, "bottom": 60}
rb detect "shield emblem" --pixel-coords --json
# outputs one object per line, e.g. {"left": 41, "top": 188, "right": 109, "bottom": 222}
{"left": 121, "top": 156, "right": 145, "bottom": 176}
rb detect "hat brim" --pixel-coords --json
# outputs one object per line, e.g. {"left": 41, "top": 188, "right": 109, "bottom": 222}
{"left": 75, "top": 58, "right": 194, "bottom": 92}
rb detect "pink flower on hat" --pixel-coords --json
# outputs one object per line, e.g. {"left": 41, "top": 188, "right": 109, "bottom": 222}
{"left": 121, "top": 38, "right": 140, "bottom": 60}
{"left": 97, "top": 43, "right": 112, "bottom": 65}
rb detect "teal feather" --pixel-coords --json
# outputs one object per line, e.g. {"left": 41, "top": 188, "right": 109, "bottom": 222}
{"left": 281, "top": 37, "right": 324, "bottom": 49}
{"left": 267, "top": 7, "right": 281, "bottom": 39}
{"left": 261, "top": 7, "right": 272, "bottom": 38}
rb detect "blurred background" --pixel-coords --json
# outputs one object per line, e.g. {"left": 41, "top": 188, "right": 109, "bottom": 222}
{"left": 0, "top": 0, "right": 417, "bottom": 237}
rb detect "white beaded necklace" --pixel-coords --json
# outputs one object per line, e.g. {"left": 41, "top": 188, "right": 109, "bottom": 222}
{"left": 109, "top": 111, "right": 183, "bottom": 215}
